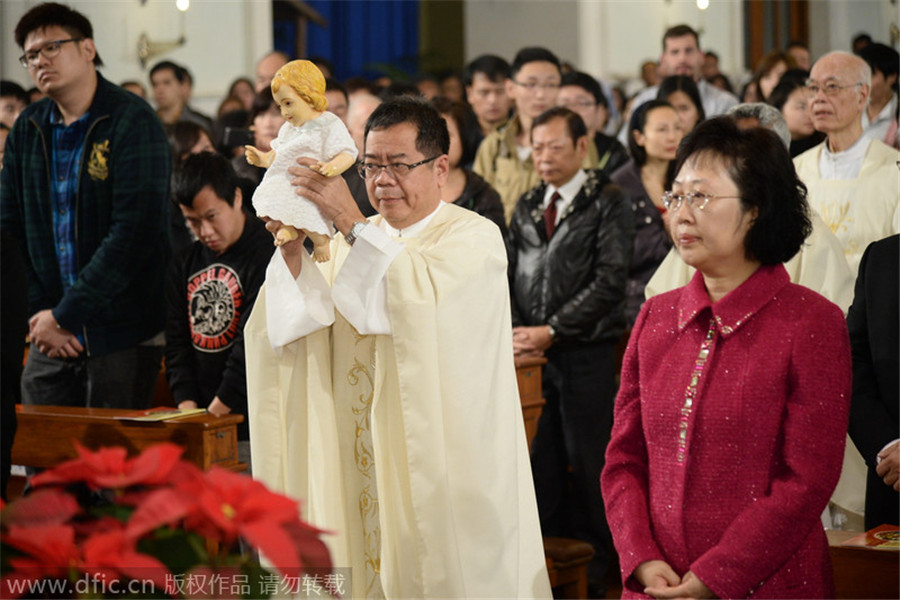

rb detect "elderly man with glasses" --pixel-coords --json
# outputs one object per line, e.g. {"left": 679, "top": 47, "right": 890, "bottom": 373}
{"left": 794, "top": 51, "right": 900, "bottom": 275}
{"left": 793, "top": 50, "right": 900, "bottom": 535}
{"left": 1, "top": 3, "right": 170, "bottom": 411}
{"left": 245, "top": 96, "right": 551, "bottom": 599}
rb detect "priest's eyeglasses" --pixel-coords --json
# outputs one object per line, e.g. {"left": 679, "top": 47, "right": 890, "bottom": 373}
{"left": 662, "top": 190, "right": 742, "bottom": 212}
{"left": 19, "top": 38, "right": 83, "bottom": 68}
{"left": 357, "top": 156, "right": 440, "bottom": 180}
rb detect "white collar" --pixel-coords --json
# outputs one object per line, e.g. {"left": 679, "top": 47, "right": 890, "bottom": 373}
{"left": 543, "top": 169, "right": 588, "bottom": 209}
{"left": 819, "top": 133, "right": 871, "bottom": 180}
{"left": 380, "top": 201, "right": 446, "bottom": 238}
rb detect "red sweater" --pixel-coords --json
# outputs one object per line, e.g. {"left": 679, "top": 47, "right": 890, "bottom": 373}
{"left": 602, "top": 264, "right": 851, "bottom": 599}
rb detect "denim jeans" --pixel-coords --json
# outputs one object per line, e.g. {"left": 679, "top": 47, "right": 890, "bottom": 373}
{"left": 21, "top": 342, "right": 162, "bottom": 410}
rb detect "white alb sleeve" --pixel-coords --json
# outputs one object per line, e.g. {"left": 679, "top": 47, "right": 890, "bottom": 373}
{"left": 332, "top": 225, "right": 404, "bottom": 335}
{"left": 265, "top": 248, "right": 335, "bottom": 349}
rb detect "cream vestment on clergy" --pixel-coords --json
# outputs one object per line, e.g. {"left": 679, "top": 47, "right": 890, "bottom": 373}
{"left": 793, "top": 138, "right": 900, "bottom": 274}
{"left": 245, "top": 203, "right": 551, "bottom": 599}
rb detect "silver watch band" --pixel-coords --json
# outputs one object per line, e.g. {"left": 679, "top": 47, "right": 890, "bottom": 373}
{"left": 345, "top": 221, "right": 368, "bottom": 246}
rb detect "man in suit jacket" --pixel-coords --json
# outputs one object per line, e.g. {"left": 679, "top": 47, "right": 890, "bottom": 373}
{"left": 847, "top": 234, "right": 900, "bottom": 529}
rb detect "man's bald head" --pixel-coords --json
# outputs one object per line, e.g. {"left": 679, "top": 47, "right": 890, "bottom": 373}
{"left": 348, "top": 93, "right": 382, "bottom": 156}
{"left": 255, "top": 51, "right": 289, "bottom": 93}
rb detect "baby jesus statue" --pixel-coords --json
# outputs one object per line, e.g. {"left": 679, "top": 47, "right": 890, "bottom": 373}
{"left": 245, "top": 60, "right": 357, "bottom": 262}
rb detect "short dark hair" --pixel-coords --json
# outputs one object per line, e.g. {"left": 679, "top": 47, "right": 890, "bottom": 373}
{"left": 767, "top": 69, "right": 809, "bottom": 111}
{"left": 858, "top": 43, "right": 899, "bottom": 89}
{"left": 325, "top": 78, "right": 348, "bottom": 103}
{"left": 627, "top": 99, "right": 676, "bottom": 167}
{"left": 531, "top": 106, "right": 587, "bottom": 145}
{"left": 663, "top": 24, "right": 700, "bottom": 51}
{"left": 365, "top": 96, "right": 450, "bottom": 157}
{"left": 430, "top": 96, "right": 476, "bottom": 165}
{"left": 463, "top": 54, "right": 511, "bottom": 87}
{"left": 852, "top": 32, "right": 873, "bottom": 52}
{"left": 786, "top": 40, "right": 808, "bottom": 52}
{"left": 705, "top": 50, "right": 719, "bottom": 61}
{"left": 560, "top": 71, "right": 608, "bottom": 107}
{"left": 673, "top": 116, "right": 811, "bottom": 265}
{"left": 150, "top": 61, "right": 186, "bottom": 84}
{"left": 657, "top": 75, "right": 707, "bottom": 124}
{"left": 510, "top": 47, "right": 561, "bottom": 79}
{"left": 0, "top": 80, "right": 29, "bottom": 105}
{"left": 166, "top": 121, "right": 213, "bottom": 166}
{"left": 173, "top": 151, "right": 239, "bottom": 208}
{"left": 15, "top": 2, "right": 103, "bottom": 66}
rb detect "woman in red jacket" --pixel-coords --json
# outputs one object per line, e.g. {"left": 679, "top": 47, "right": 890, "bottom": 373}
{"left": 602, "top": 116, "right": 851, "bottom": 599}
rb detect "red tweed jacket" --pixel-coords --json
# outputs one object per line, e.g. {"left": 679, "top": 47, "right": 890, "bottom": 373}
{"left": 602, "top": 264, "right": 851, "bottom": 599}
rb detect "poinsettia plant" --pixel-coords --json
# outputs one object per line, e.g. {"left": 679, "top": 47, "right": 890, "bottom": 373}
{"left": 0, "top": 443, "right": 332, "bottom": 599}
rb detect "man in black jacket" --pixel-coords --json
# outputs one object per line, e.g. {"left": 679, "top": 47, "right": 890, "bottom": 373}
{"left": 508, "top": 106, "right": 634, "bottom": 597}
{"left": 167, "top": 152, "right": 272, "bottom": 461}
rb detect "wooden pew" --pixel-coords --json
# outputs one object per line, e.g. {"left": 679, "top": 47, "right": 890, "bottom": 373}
{"left": 11, "top": 404, "right": 244, "bottom": 471}
{"left": 828, "top": 529, "right": 900, "bottom": 599}
{"left": 515, "top": 355, "right": 547, "bottom": 451}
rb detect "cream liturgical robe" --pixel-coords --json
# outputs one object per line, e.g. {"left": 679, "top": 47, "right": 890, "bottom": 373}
{"left": 794, "top": 139, "right": 900, "bottom": 274}
{"left": 245, "top": 203, "right": 551, "bottom": 599}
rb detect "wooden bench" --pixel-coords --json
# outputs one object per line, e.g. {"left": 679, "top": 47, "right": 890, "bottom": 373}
{"left": 11, "top": 404, "right": 244, "bottom": 471}
{"left": 516, "top": 355, "right": 547, "bottom": 452}
{"left": 828, "top": 529, "right": 900, "bottom": 599}
{"left": 516, "top": 357, "right": 598, "bottom": 599}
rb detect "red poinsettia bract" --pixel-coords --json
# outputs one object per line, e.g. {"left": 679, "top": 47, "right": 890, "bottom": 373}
{"left": 187, "top": 467, "right": 331, "bottom": 579}
{"left": 30, "top": 442, "right": 185, "bottom": 491}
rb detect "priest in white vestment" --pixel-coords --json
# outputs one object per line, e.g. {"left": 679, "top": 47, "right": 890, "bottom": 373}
{"left": 245, "top": 96, "right": 552, "bottom": 600}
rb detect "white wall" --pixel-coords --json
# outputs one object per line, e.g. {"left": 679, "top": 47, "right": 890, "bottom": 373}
{"left": 463, "top": 0, "right": 580, "bottom": 69}
{"left": 575, "top": 0, "right": 744, "bottom": 87}
{"left": 809, "top": 0, "right": 898, "bottom": 60}
{"left": 2, "top": 0, "right": 273, "bottom": 116}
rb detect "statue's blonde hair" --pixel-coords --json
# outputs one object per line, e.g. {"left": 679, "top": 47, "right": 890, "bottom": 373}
{"left": 271, "top": 60, "right": 328, "bottom": 112}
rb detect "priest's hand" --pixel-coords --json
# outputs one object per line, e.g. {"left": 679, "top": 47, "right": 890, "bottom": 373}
{"left": 646, "top": 569, "right": 716, "bottom": 600}
{"left": 512, "top": 325, "right": 552, "bottom": 356}
{"left": 876, "top": 440, "right": 900, "bottom": 491}
{"left": 289, "top": 157, "right": 364, "bottom": 235}
{"left": 178, "top": 400, "right": 198, "bottom": 411}
{"left": 29, "top": 309, "right": 83, "bottom": 358}
{"left": 635, "top": 560, "right": 680, "bottom": 597}
{"left": 265, "top": 218, "right": 306, "bottom": 279}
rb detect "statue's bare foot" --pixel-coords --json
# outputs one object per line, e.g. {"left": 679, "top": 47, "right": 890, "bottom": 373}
{"left": 274, "top": 226, "right": 299, "bottom": 247}
{"left": 312, "top": 244, "right": 331, "bottom": 262}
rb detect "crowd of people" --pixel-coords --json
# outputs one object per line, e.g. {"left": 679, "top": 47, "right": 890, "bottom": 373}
{"left": 1, "top": 3, "right": 898, "bottom": 599}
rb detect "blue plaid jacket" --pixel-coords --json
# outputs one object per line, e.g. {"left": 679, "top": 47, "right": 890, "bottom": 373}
{"left": 0, "top": 73, "right": 172, "bottom": 357}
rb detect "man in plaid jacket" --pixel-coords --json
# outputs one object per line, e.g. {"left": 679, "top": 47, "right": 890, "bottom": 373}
{"left": 1, "top": 2, "right": 171, "bottom": 409}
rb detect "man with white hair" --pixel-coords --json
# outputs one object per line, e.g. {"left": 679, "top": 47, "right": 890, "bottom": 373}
{"left": 645, "top": 105, "right": 853, "bottom": 313}
{"left": 794, "top": 50, "right": 899, "bottom": 533}
{"left": 794, "top": 51, "right": 899, "bottom": 274}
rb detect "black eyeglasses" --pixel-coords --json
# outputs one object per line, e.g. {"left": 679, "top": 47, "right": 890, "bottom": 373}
{"left": 357, "top": 156, "right": 440, "bottom": 180}
{"left": 19, "top": 38, "right": 83, "bottom": 68}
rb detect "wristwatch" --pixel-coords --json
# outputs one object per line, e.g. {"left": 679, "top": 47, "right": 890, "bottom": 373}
{"left": 547, "top": 323, "right": 557, "bottom": 343}
{"left": 344, "top": 221, "right": 368, "bottom": 246}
